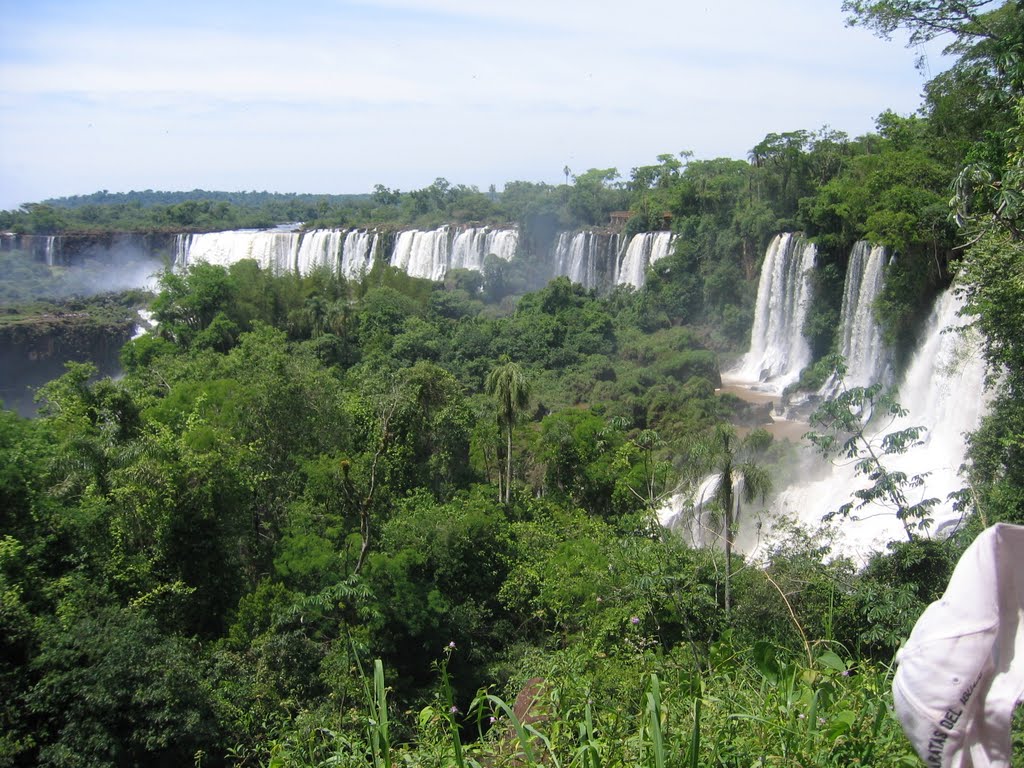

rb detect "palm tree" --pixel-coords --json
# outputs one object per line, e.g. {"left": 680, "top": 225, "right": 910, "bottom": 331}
{"left": 484, "top": 356, "right": 531, "bottom": 503}
{"left": 694, "top": 425, "right": 773, "bottom": 620}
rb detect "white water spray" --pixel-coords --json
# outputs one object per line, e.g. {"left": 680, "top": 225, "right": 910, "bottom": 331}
{"left": 768, "top": 288, "right": 986, "bottom": 560}
{"left": 341, "top": 230, "right": 378, "bottom": 278}
{"left": 175, "top": 230, "right": 301, "bottom": 274}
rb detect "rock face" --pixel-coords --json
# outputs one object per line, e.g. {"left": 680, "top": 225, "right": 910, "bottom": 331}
{"left": 1, "top": 232, "right": 178, "bottom": 267}
{"left": 0, "top": 310, "right": 135, "bottom": 417}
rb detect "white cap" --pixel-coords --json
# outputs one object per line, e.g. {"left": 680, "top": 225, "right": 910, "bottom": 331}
{"left": 892, "top": 523, "right": 1024, "bottom": 767}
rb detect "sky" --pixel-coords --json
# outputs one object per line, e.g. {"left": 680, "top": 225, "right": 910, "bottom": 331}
{"left": 0, "top": 0, "right": 954, "bottom": 211}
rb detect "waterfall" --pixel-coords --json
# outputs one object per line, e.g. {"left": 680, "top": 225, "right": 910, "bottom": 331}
{"left": 552, "top": 231, "right": 623, "bottom": 290}
{"left": 554, "top": 232, "right": 589, "bottom": 286}
{"left": 390, "top": 227, "right": 450, "bottom": 280}
{"left": 450, "top": 227, "right": 519, "bottom": 272}
{"left": 176, "top": 229, "right": 301, "bottom": 274}
{"left": 730, "top": 233, "right": 817, "bottom": 392}
{"left": 660, "top": 473, "right": 724, "bottom": 547}
{"left": 44, "top": 236, "right": 60, "bottom": 267}
{"left": 0, "top": 234, "right": 64, "bottom": 265}
{"left": 615, "top": 231, "right": 675, "bottom": 289}
{"left": 174, "top": 234, "right": 191, "bottom": 269}
{"left": 173, "top": 226, "right": 519, "bottom": 281}
{"left": 295, "top": 229, "right": 344, "bottom": 275}
{"left": 175, "top": 227, "right": 377, "bottom": 278}
{"left": 389, "top": 226, "right": 517, "bottom": 280}
{"left": 831, "top": 241, "right": 893, "bottom": 390}
{"left": 341, "top": 230, "right": 378, "bottom": 278}
{"left": 768, "top": 287, "right": 987, "bottom": 559}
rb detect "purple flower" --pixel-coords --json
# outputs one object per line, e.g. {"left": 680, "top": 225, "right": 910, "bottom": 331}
{"left": 489, "top": 716, "right": 497, "bottom": 724}
{"left": 450, "top": 705, "right": 460, "bottom": 715}
{"left": 447, "top": 641, "right": 457, "bottom": 650}
{"left": 630, "top": 616, "right": 640, "bottom": 625}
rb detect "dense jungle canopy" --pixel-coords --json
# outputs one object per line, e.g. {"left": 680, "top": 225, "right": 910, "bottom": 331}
{"left": 4, "top": 1, "right": 1024, "bottom": 765}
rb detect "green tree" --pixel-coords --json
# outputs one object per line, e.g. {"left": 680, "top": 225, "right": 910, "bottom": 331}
{"left": 484, "top": 356, "right": 532, "bottom": 504}
{"left": 151, "top": 262, "right": 236, "bottom": 349}
{"left": 805, "top": 357, "right": 936, "bottom": 540}
{"left": 539, "top": 409, "right": 627, "bottom": 518}
{"left": 29, "top": 603, "right": 221, "bottom": 766}
{"left": 842, "top": 0, "right": 1003, "bottom": 47}
{"left": 568, "top": 168, "right": 625, "bottom": 226}
{"left": 691, "top": 425, "right": 773, "bottom": 619}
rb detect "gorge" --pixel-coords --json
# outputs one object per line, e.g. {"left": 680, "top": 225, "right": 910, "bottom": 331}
{"left": 3, "top": 223, "right": 986, "bottom": 561}
{"left": 6, "top": 1, "right": 1024, "bottom": 762}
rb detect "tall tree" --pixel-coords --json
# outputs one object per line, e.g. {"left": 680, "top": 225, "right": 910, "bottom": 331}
{"left": 692, "top": 425, "right": 773, "bottom": 619}
{"left": 484, "top": 356, "right": 531, "bottom": 503}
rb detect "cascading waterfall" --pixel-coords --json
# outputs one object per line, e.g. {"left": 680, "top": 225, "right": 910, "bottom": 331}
{"left": 44, "top": 236, "right": 60, "bottom": 267}
{"left": 450, "top": 227, "right": 519, "bottom": 272}
{"left": 168, "top": 224, "right": 668, "bottom": 286}
{"left": 175, "top": 230, "right": 301, "bottom": 274}
{"left": 390, "top": 226, "right": 517, "bottom": 280}
{"left": 174, "top": 226, "right": 518, "bottom": 280}
{"left": 170, "top": 227, "right": 415, "bottom": 280}
{"left": 708, "top": 232, "right": 985, "bottom": 558}
{"left": 295, "top": 229, "right": 344, "bottom": 275}
{"left": 390, "top": 227, "right": 451, "bottom": 280}
{"left": 555, "top": 232, "right": 590, "bottom": 287}
{"left": 661, "top": 473, "right": 725, "bottom": 547}
{"left": 552, "top": 231, "right": 624, "bottom": 290}
{"left": 174, "top": 234, "right": 191, "bottom": 268}
{"left": 615, "top": 231, "right": 675, "bottom": 289}
{"left": 767, "top": 287, "right": 987, "bottom": 559}
{"left": 4, "top": 234, "right": 66, "bottom": 265}
{"left": 829, "top": 241, "right": 893, "bottom": 391}
{"left": 730, "top": 233, "right": 817, "bottom": 392}
{"left": 340, "top": 230, "right": 378, "bottom": 278}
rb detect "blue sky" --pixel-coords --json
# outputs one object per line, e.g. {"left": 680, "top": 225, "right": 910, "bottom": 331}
{"left": 0, "top": 0, "right": 953, "bottom": 210}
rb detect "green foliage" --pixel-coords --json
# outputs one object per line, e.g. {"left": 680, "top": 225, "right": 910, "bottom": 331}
{"left": 9, "top": 5, "right": 1024, "bottom": 761}
{"left": 836, "top": 538, "right": 956, "bottom": 660}
{"left": 485, "top": 356, "right": 532, "bottom": 503}
{"left": 806, "top": 357, "right": 938, "bottom": 539}
{"left": 567, "top": 168, "right": 628, "bottom": 226}
{"left": 29, "top": 603, "right": 221, "bottom": 766}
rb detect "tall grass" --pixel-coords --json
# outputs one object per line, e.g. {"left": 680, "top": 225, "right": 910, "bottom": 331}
{"left": 263, "top": 641, "right": 921, "bottom": 767}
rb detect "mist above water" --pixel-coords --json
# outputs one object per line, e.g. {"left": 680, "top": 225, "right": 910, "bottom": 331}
{"left": 1, "top": 239, "right": 159, "bottom": 418}
{"left": 1, "top": 237, "right": 164, "bottom": 301}
{"left": 766, "top": 289, "right": 986, "bottom": 561}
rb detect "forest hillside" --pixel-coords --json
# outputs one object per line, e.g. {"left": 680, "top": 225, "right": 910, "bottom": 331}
{"left": 3, "top": 2, "right": 1024, "bottom": 765}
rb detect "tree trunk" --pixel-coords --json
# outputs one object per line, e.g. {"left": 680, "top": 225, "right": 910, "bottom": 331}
{"left": 505, "top": 426, "right": 513, "bottom": 504}
{"left": 355, "top": 507, "right": 371, "bottom": 575}
{"left": 724, "top": 498, "right": 733, "bottom": 621}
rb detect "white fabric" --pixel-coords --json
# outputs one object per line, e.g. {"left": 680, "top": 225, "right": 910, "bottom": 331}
{"left": 893, "top": 523, "right": 1024, "bottom": 767}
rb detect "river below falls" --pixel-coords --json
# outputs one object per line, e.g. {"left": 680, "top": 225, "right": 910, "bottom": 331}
{"left": 718, "top": 377, "right": 809, "bottom": 443}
